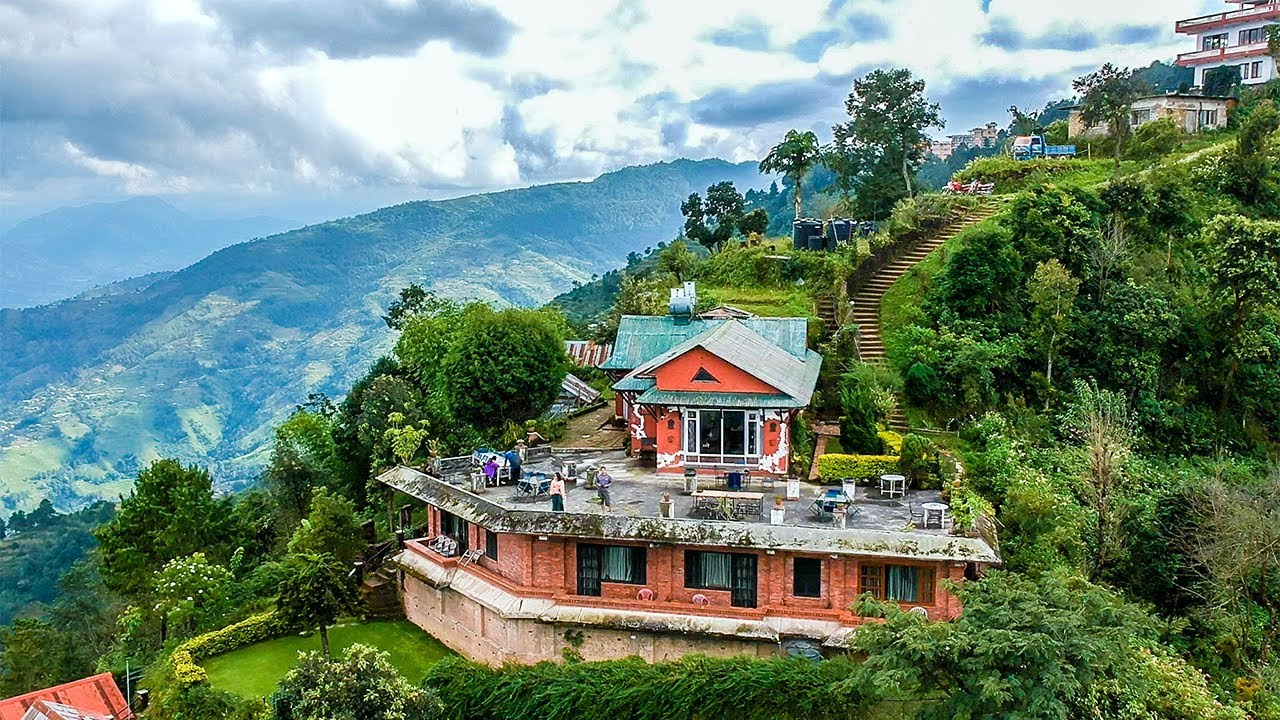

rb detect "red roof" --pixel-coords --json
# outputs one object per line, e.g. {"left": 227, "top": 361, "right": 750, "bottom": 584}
{"left": 0, "top": 674, "right": 132, "bottom": 720}
{"left": 565, "top": 340, "right": 613, "bottom": 368}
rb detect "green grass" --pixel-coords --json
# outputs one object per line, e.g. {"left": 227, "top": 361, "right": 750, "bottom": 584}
{"left": 699, "top": 285, "right": 816, "bottom": 320}
{"left": 201, "top": 619, "right": 454, "bottom": 699}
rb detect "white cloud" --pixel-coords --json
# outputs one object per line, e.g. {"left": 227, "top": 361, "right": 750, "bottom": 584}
{"left": 1, "top": 0, "right": 1222, "bottom": 218}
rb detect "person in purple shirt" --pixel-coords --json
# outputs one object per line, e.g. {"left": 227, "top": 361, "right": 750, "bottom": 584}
{"left": 596, "top": 466, "right": 614, "bottom": 513}
{"left": 482, "top": 456, "right": 499, "bottom": 486}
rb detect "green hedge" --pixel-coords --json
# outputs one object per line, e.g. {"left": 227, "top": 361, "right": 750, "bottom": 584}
{"left": 425, "top": 654, "right": 869, "bottom": 720}
{"left": 172, "top": 611, "right": 290, "bottom": 686}
{"left": 877, "top": 430, "right": 903, "bottom": 454}
{"left": 816, "top": 454, "right": 901, "bottom": 482}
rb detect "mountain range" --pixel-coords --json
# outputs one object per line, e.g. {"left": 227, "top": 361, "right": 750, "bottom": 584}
{"left": 1, "top": 197, "right": 296, "bottom": 309}
{"left": 0, "top": 159, "right": 765, "bottom": 514}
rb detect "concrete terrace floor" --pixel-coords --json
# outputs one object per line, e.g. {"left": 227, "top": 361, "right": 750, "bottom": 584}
{"left": 473, "top": 449, "right": 950, "bottom": 536}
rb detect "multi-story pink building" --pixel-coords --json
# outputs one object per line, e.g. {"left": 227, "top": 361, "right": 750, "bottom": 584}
{"left": 1176, "top": 1, "right": 1279, "bottom": 86}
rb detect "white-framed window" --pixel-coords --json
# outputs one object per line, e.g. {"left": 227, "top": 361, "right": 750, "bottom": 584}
{"left": 1203, "top": 33, "right": 1228, "bottom": 50}
{"left": 1199, "top": 109, "right": 1219, "bottom": 128}
{"left": 682, "top": 409, "right": 762, "bottom": 464}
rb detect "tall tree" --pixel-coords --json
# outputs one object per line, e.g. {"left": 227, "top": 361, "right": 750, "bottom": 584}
{"left": 1073, "top": 63, "right": 1142, "bottom": 173}
{"left": 1027, "top": 260, "right": 1080, "bottom": 407}
{"left": 287, "top": 488, "right": 366, "bottom": 567}
{"left": 657, "top": 239, "right": 698, "bottom": 283}
{"left": 841, "top": 68, "right": 944, "bottom": 199}
{"left": 94, "top": 459, "right": 231, "bottom": 597}
{"left": 443, "top": 306, "right": 568, "bottom": 430}
{"left": 276, "top": 553, "right": 359, "bottom": 657}
{"left": 1202, "top": 214, "right": 1280, "bottom": 412}
{"left": 1062, "top": 380, "right": 1135, "bottom": 578}
{"left": 759, "top": 129, "right": 822, "bottom": 219}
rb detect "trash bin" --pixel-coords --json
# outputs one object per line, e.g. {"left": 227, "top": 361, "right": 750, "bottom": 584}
{"left": 683, "top": 468, "right": 699, "bottom": 494}
{"left": 726, "top": 471, "right": 743, "bottom": 491}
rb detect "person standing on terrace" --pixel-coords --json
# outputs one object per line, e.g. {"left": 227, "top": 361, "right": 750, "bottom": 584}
{"left": 596, "top": 466, "right": 614, "bottom": 513}
{"left": 550, "top": 472, "right": 566, "bottom": 512}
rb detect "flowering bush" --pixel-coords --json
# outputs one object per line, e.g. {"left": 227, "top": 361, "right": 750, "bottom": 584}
{"left": 152, "top": 552, "right": 234, "bottom": 641}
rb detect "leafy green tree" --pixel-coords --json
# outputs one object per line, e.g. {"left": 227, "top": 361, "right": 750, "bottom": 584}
{"left": 1027, "top": 259, "right": 1080, "bottom": 405}
{"left": 94, "top": 459, "right": 232, "bottom": 597}
{"left": 1202, "top": 215, "right": 1280, "bottom": 412}
{"left": 444, "top": 306, "right": 568, "bottom": 430}
{"left": 1062, "top": 380, "right": 1136, "bottom": 578}
{"left": 1226, "top": 99, "right": 1280, "bottom": 209}
{"left": 898, "top": 434, "right": 938, "bottom": 486}
{"left": 265, "top": 405, "right": 341, "bottom": 527}
{"left": 656, "top": 239, "right": 698, "bottom": 282}
{"left": 1073, "top": 64, "right": 1143, "bottom": 172}
{"left": 838, "top": 365, "right": 882, "bottom": 454}
{"left": 151, "top": 552, "right": 234, "bottom": 642}
{"left": 759, "top": 129, "right": 822, "bottom": 218}
{"left": 287, "top": 488, "right": 365, "bottom": 567}
{"left": 680, "top": 192, "right": 710, "bottom": 248}
{"left": 0, "top": 619, "right": 71, "bottom": 696}
{"left": 276, "top": 553, "right": 359, "bottom": 657}
{"left": 840, "top": 68, "right": 944, "bottom": 199}
{"left": 936, "top": 224, "right": 1024, "bottom": 325}
{"left": 382, "top": 284, "right": 449, "bottom": 330}
{"left": 383, "top": 411, "right": 430, "bottom": 466}
{"left": 845, "top": 571, "right": 1237, "bottom": 720}
{"left": 1202, "top": 65, "right": 1242, "bottom": 98}
{"left": 271, "top": 644, "right": 442, "bottom": 720}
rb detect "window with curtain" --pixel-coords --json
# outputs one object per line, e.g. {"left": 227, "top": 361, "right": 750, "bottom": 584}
{"left": 861, "top": 564, "right": 935, "bottom": 604}
{"left": 579, "top": 544, "right": 646, "bottom": 585}
{"left": 793, "top": 557, "right": 822, "bottom": 598}
{"left": 439, "top": 510, "right": 469, "bottom": 553}
{"left": 685, "top": 551, "right": 732, "bottom": 589}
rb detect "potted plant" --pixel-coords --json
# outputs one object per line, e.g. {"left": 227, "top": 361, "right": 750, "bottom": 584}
{"left": 658, "top": 491, "right": 674, "bottom": 519}
{"left": 770, "top": 496, "right": 786, "bottom": 525}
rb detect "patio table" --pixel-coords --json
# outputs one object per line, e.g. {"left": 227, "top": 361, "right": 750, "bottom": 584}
{"left": 921, "top": 502, "right": 950, "bottom": 529}
{"left": 691, "top": 490, "right": 764, "bottom": 519}
{"left": 879, "top": 474, "right": 907, "bottom": 499}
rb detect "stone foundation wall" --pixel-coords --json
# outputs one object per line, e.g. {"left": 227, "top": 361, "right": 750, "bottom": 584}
{"left": 400, "top": 574, "right": 781, "bottom": 665}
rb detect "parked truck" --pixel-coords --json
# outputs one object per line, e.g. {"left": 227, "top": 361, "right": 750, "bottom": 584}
{"left": 1012, "top": 135, "right": 1076, "bottom": 160}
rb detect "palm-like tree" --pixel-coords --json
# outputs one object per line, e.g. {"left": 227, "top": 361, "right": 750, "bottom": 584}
{"left": 759, "top": 129, "right": 821, "bottom": 219}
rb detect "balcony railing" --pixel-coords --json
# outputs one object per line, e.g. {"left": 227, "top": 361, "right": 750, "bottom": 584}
{"left": 1177, "top": 40, "right": 1271, "bottom": 65}
{"left": 1176, "top": 3, "right": 1280, "bottom": 33}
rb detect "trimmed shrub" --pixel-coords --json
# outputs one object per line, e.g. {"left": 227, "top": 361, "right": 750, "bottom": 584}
{"left": 425, "top": 653, "right": 869, "bottom": 720}
{"left": 817, "top": 454, "right": 901, "bottom": 483}
{"left": 877, "top": 430, "right": 903, "bottom": 454}
{"left": 172, "top": 611, "right": 291, "bottom": 686}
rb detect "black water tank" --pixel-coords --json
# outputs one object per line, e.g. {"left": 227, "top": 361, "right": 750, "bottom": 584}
{"left": 807, "top": 228, "right": 825, "bottom": 251}
{"left": 793, "top": 219, "right": 821, "bottom": 250}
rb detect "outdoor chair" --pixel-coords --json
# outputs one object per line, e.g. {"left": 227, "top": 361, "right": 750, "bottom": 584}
{"left": 908, "top": 502, "right": 925, "bottom": 529}
{"left": 458, "top": 549, "right": 484, "bottom": 566}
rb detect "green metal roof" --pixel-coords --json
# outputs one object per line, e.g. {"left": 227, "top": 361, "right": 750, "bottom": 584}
{"left": 601, "top": 315, "right": 809, "bottom": 371}
{"left": 634, "top": 388, "right": 806, "bottom": 409}
{"left": 612, "top": 376, "right": 655, "bottom": 392}
{"left": 624, "top": 320, "right": 822, "bottom": 405}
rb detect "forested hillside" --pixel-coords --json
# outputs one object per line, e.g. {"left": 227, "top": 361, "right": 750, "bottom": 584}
{"left": 0, "top": 197, "right": 292, "bottom": 309}
{"left": 0, "top": 159, "right": 764, "bottom": 514}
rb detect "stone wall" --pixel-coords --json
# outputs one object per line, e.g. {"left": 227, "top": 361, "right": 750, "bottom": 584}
{"left": 400, "top": 573, "right": 780, "bottom": 665}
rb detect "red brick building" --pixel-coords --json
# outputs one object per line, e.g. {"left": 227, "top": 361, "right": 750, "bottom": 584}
{"left": 379, "top": 462, "right": 1000, "bottom": 665}
{"left": 603, "top": 290, "right": 820, "bottom": 477}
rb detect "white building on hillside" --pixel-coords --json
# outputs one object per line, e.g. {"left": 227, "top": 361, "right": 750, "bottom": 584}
{"left": 1176, "top": 1, "right": 1279, "bottom": 86}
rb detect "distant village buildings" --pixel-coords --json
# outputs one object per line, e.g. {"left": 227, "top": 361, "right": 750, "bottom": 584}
{"left": 1176, "top": 0, "right": 1279, "bottom": 86}
{"left": 929, "top": 121, "right": 1002, "bottom": 159}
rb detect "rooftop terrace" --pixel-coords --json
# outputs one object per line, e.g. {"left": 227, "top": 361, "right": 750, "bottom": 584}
{"left": 379, "top": 449, "right": 999, "bottom": 564}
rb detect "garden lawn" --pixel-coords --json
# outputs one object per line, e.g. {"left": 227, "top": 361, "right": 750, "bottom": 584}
{"left": 201, "top": 619, "right": 453, "bottom": 698}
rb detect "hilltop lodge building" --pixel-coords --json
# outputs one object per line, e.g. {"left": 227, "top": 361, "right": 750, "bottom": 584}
{"left": 601, "top": 284, "right": 822, "bottom": 478}
{"left": 1176, "top": 0, "right": 1279, "bottom": 86}
{"left": 377, "top": 291, "right": 1001, "bottom": 665}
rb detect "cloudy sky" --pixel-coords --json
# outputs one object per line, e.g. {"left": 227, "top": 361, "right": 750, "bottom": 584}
{"left": 1, "top": 0, "right": 1219, "bottom": 223}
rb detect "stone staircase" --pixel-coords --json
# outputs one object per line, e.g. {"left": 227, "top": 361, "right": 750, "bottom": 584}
{"left": 847, "top": 201, "right": 1002, "bottom": 430}
{"left": 361, "top": 569, "right": 404, "bottom": 619}
{"left": 815, "top": 295, "right": 838, "bottom": 336}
